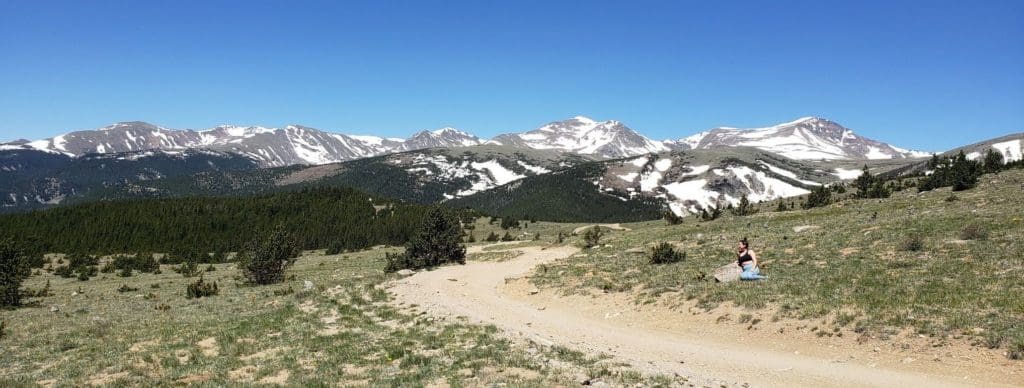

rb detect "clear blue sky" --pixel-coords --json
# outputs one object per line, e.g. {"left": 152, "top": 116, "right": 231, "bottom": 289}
{"left": 1, "top": 0, "right": 1021, "bottom": 151}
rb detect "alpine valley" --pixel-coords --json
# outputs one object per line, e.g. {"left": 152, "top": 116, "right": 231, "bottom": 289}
{"left": 3, "top": 116, "right": 1022, "bottom": 219}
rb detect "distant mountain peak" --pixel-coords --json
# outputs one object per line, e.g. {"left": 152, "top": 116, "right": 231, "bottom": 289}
{"left": 669, "top": 117, "right": 930, "bottom": 160}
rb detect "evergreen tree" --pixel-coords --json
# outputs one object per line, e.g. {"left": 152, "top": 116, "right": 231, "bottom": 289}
{"left": 853, "top": 165, "right": 873, "bottom": 198}
{"left": 731, "top": 195, "right": 758, "bottom": 216}
{"left": 500, "top": 216, "right": 520, "bottom": 230}
{"left": 236, "top": 224, "right": 300, "bottom": 285}
{"left": 663, "top": 210, "right": 683, "bottom": 225}
{"left": 950, "top": 150, "right": 981, "bottom": 191}
{"left": 983, "top": 148, "right": 1004, "bottom": 174}
{"left": 775, "top": 201, "right": 789, "bottom": 212}
{"left": 0, "top": 239, "right": 29, "bottom": 307}
{"left": 582, "top": 227, "right": 604, "bottom": 248}
{"left": 803, "top": 185, "right": 832, "bottom": 209}
{"left": 484, "top": 231, "right": 500, "bottom": 242}
{"left": 386, "top": 207, "right": 466, "bottom": 272}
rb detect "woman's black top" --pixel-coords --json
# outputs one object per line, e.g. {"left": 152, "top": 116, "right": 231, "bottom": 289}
{"left": 737, "top": 251, "right": 753, "bottom": 266}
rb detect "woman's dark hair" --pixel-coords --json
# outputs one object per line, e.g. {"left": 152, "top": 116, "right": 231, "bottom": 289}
{"left": 740, "top": 237, "right": 749, "bottom": 248}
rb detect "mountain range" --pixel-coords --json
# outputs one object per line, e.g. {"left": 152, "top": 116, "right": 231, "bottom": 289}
{"left": 4, "top": 116, "right": 930, "bottom": 167}
{"left": 4, "top": 116, "right": 1021, "bottom": 219}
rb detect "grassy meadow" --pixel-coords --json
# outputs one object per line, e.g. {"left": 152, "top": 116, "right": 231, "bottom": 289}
{"left": 0, "top": 243, "right": 681, "bottom": 387}
{"left": 532, "top": 169, "right": 1024, "bottom": 357}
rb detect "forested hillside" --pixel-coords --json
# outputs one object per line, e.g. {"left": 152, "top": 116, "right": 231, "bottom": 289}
{"left": 448, "top": 163, "right": 665, "bottom": 222}
{"left": 0, "top": 187, "right": 454, "bottom": 254}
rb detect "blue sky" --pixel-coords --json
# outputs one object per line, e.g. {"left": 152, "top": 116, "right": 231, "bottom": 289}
{"left": 1, "top": 0, "right": 1021, "bottom": 151}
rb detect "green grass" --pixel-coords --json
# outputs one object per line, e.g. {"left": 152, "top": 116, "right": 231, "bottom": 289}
{"left": 531, "top": 169, "right": 1024, "bottom": 356}
{"left": 1, "top": 246, "right": 680, "bottom": 386}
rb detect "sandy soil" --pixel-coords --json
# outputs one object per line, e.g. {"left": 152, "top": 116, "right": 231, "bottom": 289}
{"left": 389, "top": 243, "right": 1022, "bottom": 387}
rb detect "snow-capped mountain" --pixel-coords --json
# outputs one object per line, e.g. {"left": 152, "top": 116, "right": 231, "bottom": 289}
{"left": 666, "top": 117, "right": 931, "bottom": 160}
{"left": 6, "top": 116, "right": 933, "bottom": 169}
{"left": 9, "top": 121, "right": 482, "bottom": 167}
{"left": 491, "top": 116, "right": 669, "bottom": 158}
{"left": 398, "top": 127, "right": 483, "bottom": 151}
{"left": 597, "top": 152, "right": 828, "bottom": 216}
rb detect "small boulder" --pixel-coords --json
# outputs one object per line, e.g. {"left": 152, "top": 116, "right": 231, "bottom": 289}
{"left": 395, "top": 269, "right": 415, "bottom": 277}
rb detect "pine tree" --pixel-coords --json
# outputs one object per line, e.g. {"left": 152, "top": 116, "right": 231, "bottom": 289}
{"left": 803, "top": 185, "right": 832, "bottom": 209}
{"left": 731, "top": 195, "right": 758, "bottom": 216}
{"left": 0, "top": 239, "right": 28, "bottom": 307}
{"left": 236, "top": 224, "right": 300, "bottom": 285}
{"left": 983, "top": 148, "right": 1004, "bottom": 173}
{"left": 950, "top": 150, "right": 980, "bottom": 191}
{"left": 389, "top": 207, "right": 466, "bottom": 272}
{"left": 853, "top": 165, "right": 873, "bottom": 198}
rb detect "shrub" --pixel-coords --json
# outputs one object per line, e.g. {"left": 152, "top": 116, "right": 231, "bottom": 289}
{"left": 803, "top": 185, "right": 832, "bottom": 209}
{"left": 118, "top": 267, "right": 133, "bottom": 277}
{"left": 205, "top": 264, "right": 216, "bottom": 272}
{"left": 945, "top": 194, "right": 959, "bottom": 202}
{"left": 582, "top": 227, "right": 604, "bottom": 248}
{"left": 663, "top": 211, "right": 683, "bottom": 225}
{"left": 500, "top": 232, "right": 516, "bottom": 242}
{"left": 0, "top": 239, "right": 30, "bottom": 307}
{"left": 959, "top": 224, "right": 988, "bottom": 240}
{"left": 117, "top": 284, "right": 139, "bottom": 293}
{"left": 186, "top": 275, "right": 219, "bottom": 298}
{"left": 484, "top": 232, "right": 500, "bottom": 242}
{"left": 0, "top": 320, "right": 5, "bottom": 339}
{"left": 174, "top": 260, "right": 200, "bottom": 278}
{"left": 1009, "top": 339, "right": 1024, "bottom": 360}
{"left": 500, "top": 216, "right": 520, "bottom": 230}
{"left": 236, "top": 224, "right": 300, "bottom": 285}
{"left": 112, "top": 253, "right": 159, "bottom": 273}
{"left": 898, "top": 234, "right": 925, "bottom": 252}
{"left": 385, "top": 207, "right": 466, "bottom": 272}
{"left": 649, "top": 242, "right": 685, "bottom": 265}
{"left": 731, "top": 195, "right": 758, "bottom": 216}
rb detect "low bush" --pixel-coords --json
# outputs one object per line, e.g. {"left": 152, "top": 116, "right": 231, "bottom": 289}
{"left": 186, "top": 275, "right": 219, "bottom": 298}
{"left": 117, "top": 284, "right": 139, "bottom": 293}
{"left": 898, "top": 234, "right": 925, "bottom": 252}
{"left": 649, "top": 242, "right": 685, "bottom": 265}
{"left": 582, "top": 227, "right": 604, "bottom": 248}
{"left": 959, "top": 224, "right": 988, "bottom": 240}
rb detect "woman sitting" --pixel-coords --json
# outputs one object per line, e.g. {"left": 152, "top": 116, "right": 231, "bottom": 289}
{"left": 737, "top": 238, "right": 767, "bottom": 281}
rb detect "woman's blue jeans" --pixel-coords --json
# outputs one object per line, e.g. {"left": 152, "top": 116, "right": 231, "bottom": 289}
{"left": 741, "top": 263, "right": 767, "bottom": 280}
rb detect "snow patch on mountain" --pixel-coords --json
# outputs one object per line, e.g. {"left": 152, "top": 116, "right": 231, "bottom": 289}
{"left": 833, "top": 168, "right": 864, "bottom": 180}
{"left": 992, "top": 139, "right": 1022, "bottom": 162}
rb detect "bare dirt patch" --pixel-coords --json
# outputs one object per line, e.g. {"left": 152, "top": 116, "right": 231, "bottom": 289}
{"left": 197, "top": 337, "right": 219, "bottom": 357}
{"left": 228, "top": 365, "right": 258, "bottom": 382}
{"left": 274, "top": 164, "right": 343, "bottom": 186}
{"left": 129, "top": 339, "right": 160, "bottom": 353}
{"left": 258, "top": 370, "right": 291, "bottom": 385}
{"left": 87, "top": 370, "right": 129, "bottom": 386}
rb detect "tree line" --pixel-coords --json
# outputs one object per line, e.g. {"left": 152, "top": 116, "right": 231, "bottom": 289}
{"left": 0, "top": 187, "right": 454, "bottom": 255}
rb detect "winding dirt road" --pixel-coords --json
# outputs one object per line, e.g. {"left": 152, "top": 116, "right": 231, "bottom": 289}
{"left": 389, "top": 244, "right": 1020, "bottom": 387}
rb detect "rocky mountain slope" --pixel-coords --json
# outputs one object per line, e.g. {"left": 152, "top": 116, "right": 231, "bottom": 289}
{"left": 0, "top": 145, "right": 593, "bottom": 212}
{"left": 0, "top": 148, "right": 259, "bottom": 211}
{"left": 450, "top": 148, "right": 840, "bottom": 220}
{"left": 490, "top": 116, "right": 669, "bottom": 158}
{"left": 5, "top": 121, "right": 483, "bottom": 167}
{"left": 6, "top": 116, "right": 932, "bottom": 170}
{"left": 665, "top": 117, "right": 931, "bottom": 160}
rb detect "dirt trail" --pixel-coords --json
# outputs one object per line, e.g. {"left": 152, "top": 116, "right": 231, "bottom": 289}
{"left": 389, "top": 244, "right": 1019, "bottom": 387}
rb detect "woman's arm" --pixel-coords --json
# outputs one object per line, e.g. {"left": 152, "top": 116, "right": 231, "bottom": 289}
{"left": 751, "top": 250, "right": 759, "bottom": 267}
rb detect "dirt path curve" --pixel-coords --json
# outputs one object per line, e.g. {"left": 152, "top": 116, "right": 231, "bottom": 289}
{"left": 389, "top": 244, "right": 1015, "bottom": 387}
